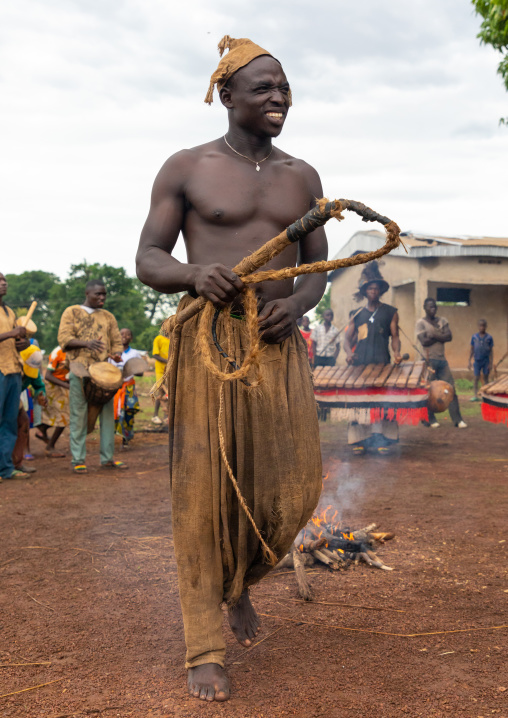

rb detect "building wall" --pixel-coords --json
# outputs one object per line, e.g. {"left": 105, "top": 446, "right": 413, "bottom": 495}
{"left": 329, "top": 254, "right": 508, "bottom": 368}
{"left": 426, "top": 282, "right": 508, "bottom": 368}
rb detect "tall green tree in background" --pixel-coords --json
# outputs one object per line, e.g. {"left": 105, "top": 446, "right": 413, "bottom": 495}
{"left": 314, "top": 284, "right": 332, "bottom": 323}
{"left": 472, "top": 0, "right": 508, "bottom": 122}
{"left": 6, "top": 262, "right": 181, "bottom": 353}
{"left": 5, "top": 270, "right": 60, "bottom": 348}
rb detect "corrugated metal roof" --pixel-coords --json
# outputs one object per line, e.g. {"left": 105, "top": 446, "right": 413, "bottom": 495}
{"left": 332, "top": 230, "right": 508, "bottom": 262}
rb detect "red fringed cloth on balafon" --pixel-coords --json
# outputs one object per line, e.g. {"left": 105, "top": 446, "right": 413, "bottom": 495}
{"left": 481, "top": 373, "right": 508, "bottom": 425}
{"left": 313, "top": 362, "right": 430, "bottom": 426}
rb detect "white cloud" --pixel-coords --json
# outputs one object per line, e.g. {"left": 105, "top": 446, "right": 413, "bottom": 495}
{"left": 1, "top": 0, "right": 507, "bottom": 279}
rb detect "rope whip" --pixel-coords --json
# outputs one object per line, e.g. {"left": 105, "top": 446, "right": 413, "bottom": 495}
{"left": 157, "top": 197, "right": 406, "bottom": 565}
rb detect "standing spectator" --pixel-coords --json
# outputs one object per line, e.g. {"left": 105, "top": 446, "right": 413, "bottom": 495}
{"left": 312, "top": 309, "right": 340, "bottom": 367}
{"left": 13, "top": 345, "right": 47, "bottom": 474}
{"left": 37, "top": 345, "right": 70, "bottom": 457}
{"left": 0, "top": 272, "right": 30, "bottom": 481}
{"left": 152, "top": 333, "right": 170, "bottom": 425}
{"left": 416, "top": 298, "right": 467, "bottom": 429}
{"left": 468, "top": 319, "right": 493, "bottom": 401}
{"left": 299, "top": 315, "right": 314, "bottom": 365}
{"left": 113, "top": 328, "right": 143, "bottom": 447}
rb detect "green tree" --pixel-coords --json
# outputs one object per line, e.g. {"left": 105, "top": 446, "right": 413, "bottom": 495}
{"left": 314, "top": 284, "right": 331, "bottom": 323}
{"left": 472, "top": 0, "right": 508, "bottom": 122}
{"left": 4, "top": 270, "right": 60, "bottom": 348}
{"left": 133, "top": 279, "right": 182, "bottom": 325}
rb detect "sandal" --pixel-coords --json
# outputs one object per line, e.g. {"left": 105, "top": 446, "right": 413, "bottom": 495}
{"left": 377, "top": 446, "right": 390, "bottom": 455}
{"left": 73, "top": 464, "right": 88, "bottom": 474}
{"left": 6, "top": 469, "right": 31, "bottom": 479}
{"left": 102, "top": 461, "right": 128, "bottom": 470}
{"left": 352, "top": 445, "right": 365, "bottom": 455}
{"left": 17, "top": 465, "right": 36, "bottom": 474}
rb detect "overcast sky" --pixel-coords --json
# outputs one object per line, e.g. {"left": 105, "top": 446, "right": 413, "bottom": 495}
{"left": 1, "top": 0, "right": 507, "bottom": 280}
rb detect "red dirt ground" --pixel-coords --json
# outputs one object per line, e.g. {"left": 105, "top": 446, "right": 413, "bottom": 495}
{"left": 1, "top": 406, "right": 507, "bottom": 718}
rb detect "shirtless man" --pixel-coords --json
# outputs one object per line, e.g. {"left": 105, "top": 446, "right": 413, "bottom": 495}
{"left": 136, "top": 37, "right": 327, "bottom": 702}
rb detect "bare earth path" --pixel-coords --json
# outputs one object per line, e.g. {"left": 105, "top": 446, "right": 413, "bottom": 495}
{"left": 0, "top": 405, "right": 507, "bottom": 717}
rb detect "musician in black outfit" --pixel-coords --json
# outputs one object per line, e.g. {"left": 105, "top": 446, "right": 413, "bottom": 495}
{"left": 344, "top": 262, "right": 401, "bottom": 454}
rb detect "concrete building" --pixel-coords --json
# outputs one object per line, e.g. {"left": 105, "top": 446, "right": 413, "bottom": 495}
{"left": 328, "top": 231, "right": 508, "bottom": 369}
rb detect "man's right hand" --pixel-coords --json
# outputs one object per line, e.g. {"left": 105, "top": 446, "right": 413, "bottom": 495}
{"left": 12, "top": 326, "right": 27, "bottom": 339}
{"left": 88, "top": 339, "right": 106, "bottom": 353}
{"left": 193, "top": 264, "right": 244, "bottom": 308}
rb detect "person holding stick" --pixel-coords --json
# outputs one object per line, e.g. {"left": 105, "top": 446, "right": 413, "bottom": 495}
{"left": 57, "top": 280, "right": 126, "bottom": 473}
{"left": 0, "top": 272, "right": 31, "bottom": 481}
{"left": 136, "top": 36, "right": 327, "bottom": 702}
{"left": 343, "top": 261, "right": 402, "bottom": 454}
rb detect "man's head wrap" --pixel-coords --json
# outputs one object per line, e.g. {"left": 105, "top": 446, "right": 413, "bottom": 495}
{"left": 204, "top": 35, "right": 292, "bottom": 106}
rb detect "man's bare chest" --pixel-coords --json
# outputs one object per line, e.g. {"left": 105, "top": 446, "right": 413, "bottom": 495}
{"left": 185, "top": 160, "right": 310, "bottom": 230}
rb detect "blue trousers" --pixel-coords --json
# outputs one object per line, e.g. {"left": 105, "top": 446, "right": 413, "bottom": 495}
{"left": 0, "top": 372, "right": 22, "bottom": 478}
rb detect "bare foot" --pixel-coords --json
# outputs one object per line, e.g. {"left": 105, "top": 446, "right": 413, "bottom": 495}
{"left": 228, "top": 589, "right": 260, "bottom": 647}
{"left": 187, "top": 663, "right": 230, "bottom": 702}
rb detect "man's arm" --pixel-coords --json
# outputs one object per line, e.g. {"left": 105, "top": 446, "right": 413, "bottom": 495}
{"left": 153, "top": 354, "right": 168, "bottom": 364}
{"left": 390, "top": 311, "right": 402, "bottom": 363}
{"left": 344, "top": 322, "right": 356, "bottom": 364}
{"left": 0, "top": 326, "right": 26, "bottom": 343}
{"left": 431, "top": 318, "right": 452, "bottom": 344}
{"left": 136, "top": 151, "right": 244, "bottom": 307}
{"left": 45, "top": 370, "right": 69, "bottom": 389}
{"left": 258, "top": 163, "right": 328, "bottom": 343}
{"left": 468, "top": 339, "right": 474, "bottom": 370}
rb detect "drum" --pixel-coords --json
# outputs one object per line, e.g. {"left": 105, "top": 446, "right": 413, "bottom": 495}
{"left": 78, "top": 362, "right": 123, "bottom": 434}
{"left": 427, "top": 380, "right": 453, "bottom": 414}
{"left": 16, "top": 317, "right": 37, "bottom": 338}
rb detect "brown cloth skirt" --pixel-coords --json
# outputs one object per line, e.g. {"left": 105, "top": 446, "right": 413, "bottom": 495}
{"left": 167, "top": 296, "right": 322, "bottom": 668}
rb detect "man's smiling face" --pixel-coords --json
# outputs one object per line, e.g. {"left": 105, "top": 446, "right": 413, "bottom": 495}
{"left": 221, "top": 56, "right": 290, "bottom": 137}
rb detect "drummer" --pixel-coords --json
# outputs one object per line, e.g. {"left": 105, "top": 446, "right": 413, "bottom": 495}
{"left": 343, "top": 262, "right": 401, "bottom": 454}
{"left": 57, "top": 279, "right": 126, "bottom": 474}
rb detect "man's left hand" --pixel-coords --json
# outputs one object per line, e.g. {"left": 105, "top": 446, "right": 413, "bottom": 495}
{"left": 15, "top": 338, "right": 30, "bottom": 351}
{"left": 258, "top": 298, "right": 297, "bottom": 344}
{"left": 110, "top": 354, "right": 123, "bottom": 363}
{"left": 37, "top": 394, "right": 48, "bottom": 407}
{"left": 394, "top": 354, "right": 402, "bottom": 364}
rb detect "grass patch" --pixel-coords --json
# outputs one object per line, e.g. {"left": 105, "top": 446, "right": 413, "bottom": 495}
{"left": 456, "top": 378, "right": 474, "bottom": 393}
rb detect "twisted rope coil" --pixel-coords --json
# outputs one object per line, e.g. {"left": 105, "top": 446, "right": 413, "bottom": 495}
{"left": 156, "top": 197, "right": 405, "bottom": 564}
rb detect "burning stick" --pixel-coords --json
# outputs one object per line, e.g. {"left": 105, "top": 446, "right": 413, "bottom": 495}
{"left": 302, "top": 537, "right": 326, "bottom": 552}
{"left": 319, "top": 547, "right": 347, "bottom": 566}
{"left": 291, "top": 543, "right": 313, "bottom": 601}
{"left": 311, "top": 549, "right": 340, "bottom": 569}
{"left": 361, "top": 551, "right": 394, "bottom": 571}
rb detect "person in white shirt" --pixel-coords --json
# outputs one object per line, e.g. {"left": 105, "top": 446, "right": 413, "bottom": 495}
{"left": 112, "top": 328, "right": 143, "bottom": 447}
{"left": 312, "top": 309, "right": 340, "bottom": 367}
